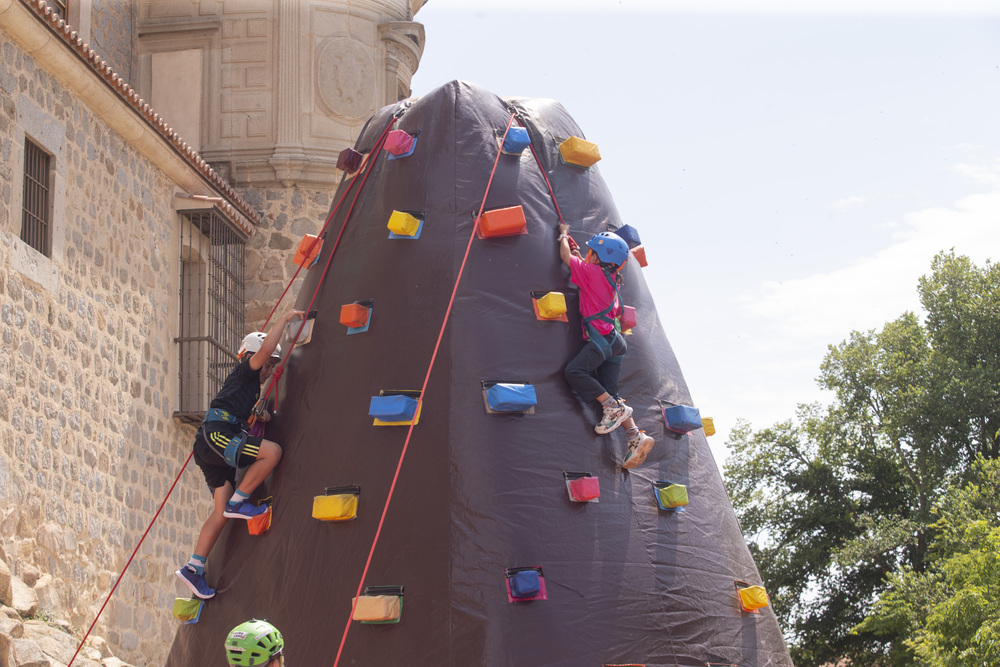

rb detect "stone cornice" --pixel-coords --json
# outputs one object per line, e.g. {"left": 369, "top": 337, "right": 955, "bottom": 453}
{"left": 379, "top": 20, "right": 424, "bottom": 73}
{"left": 0, "top": 0, "right": 261, "bottom": 235}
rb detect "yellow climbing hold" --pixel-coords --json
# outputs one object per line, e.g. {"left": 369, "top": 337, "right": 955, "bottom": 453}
{"left": 172, "top": 598, "right": 202, "bottom": 621}
{"left": 738, "top": 584, "right": 770, "bottom": 613}
{"left": 313, "top": 492, "right": 359, "bottom": 521}
{"left": 559, "top": 136, "right": 601, "bottom": 168}
{"left": 537, "top": 292, "right": 567, "bottom": 319}
{"left": 387, "top": 210, "right": 421, "bottom": 237}
{"left": 656, "top": 483, "right": 689, "bottom": 509}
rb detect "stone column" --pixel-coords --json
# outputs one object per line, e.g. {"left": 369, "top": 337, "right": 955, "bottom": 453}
{"left": 269, "top": 0, "right": 307, "bottom": 186}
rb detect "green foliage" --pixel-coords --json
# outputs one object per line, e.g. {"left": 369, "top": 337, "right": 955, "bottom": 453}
{"left": 857, "top": 457, "right": 1000, "bottom": 666}
{"left": 724, "top": 251, "right": 1000, "bottom": 666}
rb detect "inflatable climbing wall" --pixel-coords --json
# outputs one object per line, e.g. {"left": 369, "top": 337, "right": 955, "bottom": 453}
{"left": 165, "top": 81, "right": 793, "bottom": 667}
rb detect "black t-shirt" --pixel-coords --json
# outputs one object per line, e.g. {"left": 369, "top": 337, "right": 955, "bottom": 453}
{"left": 209, "top": 359, "right": 262, "bottom": 421}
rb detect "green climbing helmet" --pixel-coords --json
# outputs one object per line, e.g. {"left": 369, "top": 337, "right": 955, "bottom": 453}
{"left": 225, "top": 619, "right": 284, "bottom": 666}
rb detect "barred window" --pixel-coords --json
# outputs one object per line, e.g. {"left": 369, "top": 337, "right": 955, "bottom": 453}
{"left": 21, "top": 138, "right": 52, "bottom": 256}
{"left": 174, "top": 208, "right": 247, "bottom": 423}
{"left": 48, "top": 0, "right": 67, "bottom": 19}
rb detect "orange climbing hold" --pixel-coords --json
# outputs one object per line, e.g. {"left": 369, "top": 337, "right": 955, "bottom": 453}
{"left": 631, "top": 246, "right": 648, "bottom": 267}
{"left": 293, "top": 234, "right": 322, "bottom": 269}
{"left": 478, "top": 205, "right": 527, "bottom": 238}
{"left": 340, "top": 303, "right": 369, "bottom": 328}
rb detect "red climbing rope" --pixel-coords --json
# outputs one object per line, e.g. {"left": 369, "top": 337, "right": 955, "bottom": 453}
{"left": 259, "top": 122, "right": 394, "bottom": 332}
{"left": 331, "top": 111, "right": 519, "bottom": 667}
{"left": 526, "top": 133, "right": 566, "bottom": 227}
{"left": 67, "top": 452, "right": 193, "bottom": 667}
{"left": 250, "top": 117, "right": 398, "bottom": 426}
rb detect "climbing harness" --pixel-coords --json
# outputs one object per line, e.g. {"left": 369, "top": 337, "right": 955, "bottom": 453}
{"left": 582, "top": 268, "right": 626, "bottom": 363}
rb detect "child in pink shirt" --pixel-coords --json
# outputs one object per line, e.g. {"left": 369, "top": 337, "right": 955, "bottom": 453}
{"left": 558, "top": 223, "right": 654, "bottom": 469}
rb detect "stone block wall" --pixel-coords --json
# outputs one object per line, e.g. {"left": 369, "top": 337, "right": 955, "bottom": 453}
{"left": 0, "top": 30, "right": 211, "bottom": 666}
{"left": 91, "top": 0, "right": 139, "bottom": 83}
{"left": 241, "top": 186, "right": 333, "bottom": 329}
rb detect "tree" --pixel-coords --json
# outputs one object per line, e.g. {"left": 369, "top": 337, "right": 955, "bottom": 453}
{"left": 724, "top": 252, "right": 1000, "bottom": 666}
{"left": 855, "top": 456, "right": 1000, "bottom": 666}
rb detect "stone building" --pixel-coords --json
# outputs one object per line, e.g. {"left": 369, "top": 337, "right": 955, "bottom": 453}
{"left": 0, "top": 0, "right": 425, "bottom": 663}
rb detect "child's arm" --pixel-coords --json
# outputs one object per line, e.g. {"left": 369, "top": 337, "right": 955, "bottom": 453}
{"left": 557, "top": 224, "right": 575, "bottom": 267}
{"left": 249, "top": 310, "right": 305, "bottom": 371}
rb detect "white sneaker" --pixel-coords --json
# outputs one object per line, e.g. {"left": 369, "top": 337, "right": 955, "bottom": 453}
{"left": 622, "top": 430, "right": 654, "bottom": 470}
{"left": 595, "top": 400, "right": 633, "bottom": 434}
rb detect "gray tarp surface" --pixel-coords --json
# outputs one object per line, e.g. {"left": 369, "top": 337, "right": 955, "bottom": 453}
{"left": 165, "top": 80, "right": 793, "bottom": 667}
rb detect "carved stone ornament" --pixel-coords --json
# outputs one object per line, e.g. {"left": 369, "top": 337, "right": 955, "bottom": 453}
{"left": 316, "top": 37, "right": 376, "bottom": 120}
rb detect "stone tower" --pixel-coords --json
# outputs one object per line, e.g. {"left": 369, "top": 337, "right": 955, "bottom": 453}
{"left": 137, "top": 0, "right": 426, "bottom": 325}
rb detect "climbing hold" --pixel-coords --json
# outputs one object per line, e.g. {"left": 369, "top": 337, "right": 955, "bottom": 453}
{"left": 558, "top": 136, "right": 601, "bottom": 168}
{"left": 611, "top": 224, "right": 641, "bottom": 248}
{"left": 370, "top": 395, "right": 418, "bottom": 422}
{"left": 370, "top": 391, "right": 422, "bottom": 426}
{"left": 385, "top": 129, "right": 417, "bottom": 159}
{"left": 505, "top": 567, "right": 547, "bottom": 602}
{"left": 477, "top": 205, "right": 527, "bottom": 239}
{"left": 652, "top": 481, "right": 688, "bottom": 511}
{"left": 387, "top": 210, "right": 424, "bottom": 239}
{"left": 172, "top": 598, "right": 204, "bottom": 623}
{"left": 340, "top": 299, "right": 373, "bottom": 334}
{"left": 247, "top": 496, "right": 273, "bottom": 535}
{"left": 662, "top": 404, "right": 702, "bottom": 434}
{"left": 286, "top": 310, "right": 317, "bottom": 346}
{"left": 603, "top": 664, "right": 646, "bottom": 667}
{"left": 352, "top": 585, "right": 404, "bottom": 624}
{"left": 736, "top": 582, "right": 770, "bottom": 613}
{"left": 293, "top": 234, "right": 323, "bottom": 269}
{"left": 631, "top": 246, "right": 648, "bottom": 268}
{"left": 702, "top": 417, "right": 716, "bottom": 437}
{"left": 531, "top": 291, "right": 568, "bottom": 322}
{"left": 564, "top": 471, "right": 600, "bottom": 503}
{"left": 484, "top": 382, "right": 537, "bottom": 413}
{"left": 340, "top": 303, "right": 369, "bottom": 328}
{"left": 337, "top": 147, "right": 364, "bottom": 173}
{"left": 619, "top": 306, "right": 637, "bottom": 333}
{"left": 313, "top": 485, "right": 360, "bottom": 521}
{"left": 501, "top": 126, "right": 531, "bottom": 155}
{"left": 533, "top": 291, "right": 568, "bottom": 320}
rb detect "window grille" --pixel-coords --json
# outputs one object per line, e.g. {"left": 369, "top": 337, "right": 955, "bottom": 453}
{"left": 175, "top": 208, "right": 247, "bottom": 423}
{"left": 21, "top": 138, "right": 51, "bottom": 256}
{"left": 48, "top": 0, "right": 67, "bottom": 19}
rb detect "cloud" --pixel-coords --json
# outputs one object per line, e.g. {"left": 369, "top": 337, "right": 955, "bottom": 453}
{"left": 744, "top": 189, "right": 1000, "bottom": 342}
{"left": 833, "top": 195, "right": 868, "bottom": 210}
{"left": 953, "top": 161, "right": 1000, "bottom": 188}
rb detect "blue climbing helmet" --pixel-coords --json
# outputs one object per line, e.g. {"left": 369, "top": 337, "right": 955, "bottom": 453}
{"left": 586, "top": 231, "right": 629, "bottom": 268}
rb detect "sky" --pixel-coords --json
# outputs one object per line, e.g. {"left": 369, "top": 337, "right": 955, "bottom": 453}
{"left": 409, "top": 0, "right": 1000, "bottom": 468}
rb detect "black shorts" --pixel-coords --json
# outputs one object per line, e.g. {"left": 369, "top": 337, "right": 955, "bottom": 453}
{"left": 192, "top": 425, "right": 265, "bottom": 492}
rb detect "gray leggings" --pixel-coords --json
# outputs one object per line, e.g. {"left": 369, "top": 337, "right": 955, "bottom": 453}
{"left": 564, "top": 332, "right": 628, "bottom": 403}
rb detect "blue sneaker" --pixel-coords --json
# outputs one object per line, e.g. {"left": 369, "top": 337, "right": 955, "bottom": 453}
{"left": 223, "top": 500, "right": 268, "bottom": 520}
{"left": 175, "top": 566, "right": 215, "bottom": 599}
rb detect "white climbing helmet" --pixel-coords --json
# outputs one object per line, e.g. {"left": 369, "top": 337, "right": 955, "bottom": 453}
{"left": 237, "top": 332, "right": 281, "bottom": 360}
